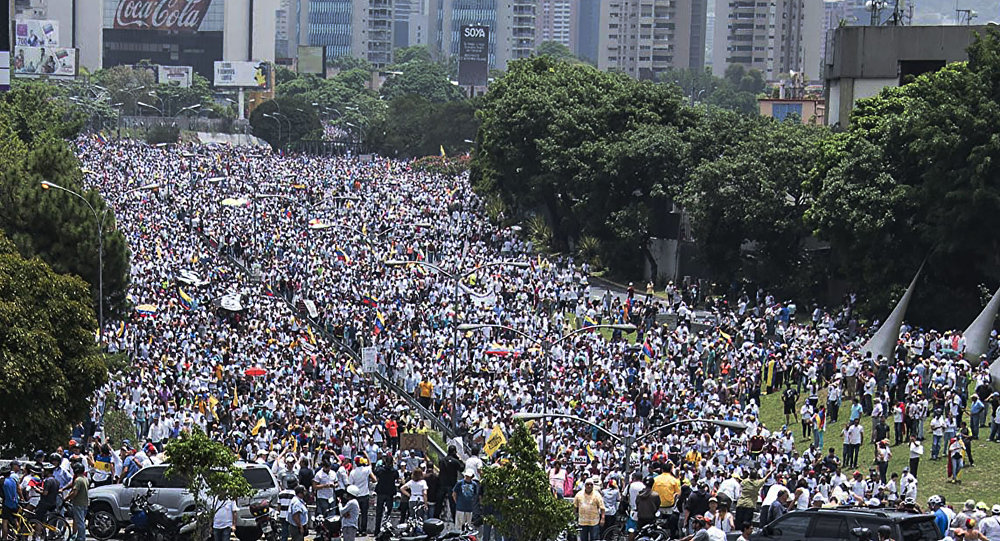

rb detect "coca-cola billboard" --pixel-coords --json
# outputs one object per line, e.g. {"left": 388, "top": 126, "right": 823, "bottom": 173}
{"left": 113, "top": 0, "right": 213, "bottom": 32}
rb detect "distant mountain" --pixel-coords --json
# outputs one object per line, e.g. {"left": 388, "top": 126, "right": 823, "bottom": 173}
{"left": 913, "top": 0, "right": 999, "bottom": 25}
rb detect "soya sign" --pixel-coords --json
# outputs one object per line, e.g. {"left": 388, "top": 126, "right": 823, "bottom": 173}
{"left": 114, "top": 0, "right": 212, "bottom": 32}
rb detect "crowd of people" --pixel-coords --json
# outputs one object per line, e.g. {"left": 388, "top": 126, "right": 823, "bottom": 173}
{"left": 9, "top": 136, "right": 1000, "bottom": 541}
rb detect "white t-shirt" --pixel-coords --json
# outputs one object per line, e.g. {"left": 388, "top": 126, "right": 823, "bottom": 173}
{"left": 314, "top": 468, "right": 335, "bottom": 500}
{"left": 465, "top": 456, "right": 484, "bottom": 480}
{"left": 403, "top": 479, "right": 428, "bottom": 502}
{"left": 213, "top": 500, "right": 238, "bottom": 529}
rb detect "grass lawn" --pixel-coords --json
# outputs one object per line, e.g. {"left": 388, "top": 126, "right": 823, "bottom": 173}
{"left": 758, "top": 389, "right": 1000, "bottom": 505}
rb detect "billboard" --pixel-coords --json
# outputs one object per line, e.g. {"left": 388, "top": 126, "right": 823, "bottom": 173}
{"left": 15, "top": 19, "right": 58, "bottom": 47}
{"left": 12, "top": 46, "right": 77, "bottom": 77}
{"left": 458, "top": 24, "right": 489, "bottom": 87}
{"left": 297, "top": 46, "right": 325, "bottom": 75}
{"left": 113, "top": 0, "right": 212, "bottom": 33}
{"left": 214, "top": 60, "right": 269, "bottom": 88}
{"left": 158, "top": 65, "right": 193, "bottom": 87}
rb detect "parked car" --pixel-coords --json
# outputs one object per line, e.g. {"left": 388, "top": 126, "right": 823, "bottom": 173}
{"left": 88, "top": 462, "right": 279, "bottom": 541}
{"left": 752, "top": 507, "right": 941, "bottom": 541}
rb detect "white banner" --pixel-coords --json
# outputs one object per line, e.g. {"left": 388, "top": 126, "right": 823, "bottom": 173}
{"left": 13, "top": 47, "right": 77, "bottom": 77}
{"left": 15, "top": 20, "right": 59, "bottom": 47}
{"left": 361, "top": 347, "right": 377, "bottom": 373}
{"left": 158, "top": 65, "right": 193, "bottom": 88}
{"left": 213, "top": 60, "right": 269, "bottom": 88}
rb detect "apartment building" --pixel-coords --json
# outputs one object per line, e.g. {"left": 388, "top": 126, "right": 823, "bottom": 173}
{"left": 597, "top": 0, "right": 709, "bottom": 80}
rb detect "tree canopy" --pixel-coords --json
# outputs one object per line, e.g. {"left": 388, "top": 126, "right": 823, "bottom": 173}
{"left": 0, "top": 231, "right": 110, "bottom": 453}
{"left": 806, "top": 26, "right": 1000, "bottom": 326}
{"left": 0, "top": 82, "right": 131, "bottom": 320}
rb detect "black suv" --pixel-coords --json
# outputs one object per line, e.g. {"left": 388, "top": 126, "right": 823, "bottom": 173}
{"left": 753, "top": 507, "right": 941, "bottom": 541}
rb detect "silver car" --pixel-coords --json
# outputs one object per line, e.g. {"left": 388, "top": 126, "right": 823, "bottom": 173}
{"left": 88, "top": 462, "right": 279, "bottom": 541}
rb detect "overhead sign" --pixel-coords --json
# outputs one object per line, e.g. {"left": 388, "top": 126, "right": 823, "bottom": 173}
{"left": 214, "top": 60, "right": 269, "bottom": 88}
{"left": 15, "top": 20, "right": 58, "bottom": 47}
{"left": 458, "top": 24, "right": 489, "bottom": 87}
{"left": 158, "top": 65, "right": 193, "bottom": 87}
{"left": 113, "top": 0, "right": 213, "bottom": 33}
{"left": 12, "top": 46, "right": 77, "bottom": 77}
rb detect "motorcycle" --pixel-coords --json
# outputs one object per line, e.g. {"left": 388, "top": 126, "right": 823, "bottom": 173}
{"left": 313, "top": 498, "right": 342, "bottom": 541}
{"left": 249, "top": 500, "right": 278, "bottom": 541}
{"left": 123, "top": 488, "right": 198, "bottom": 541}
{"left": 377, "top": 517, "right": 477, "bottom": 541}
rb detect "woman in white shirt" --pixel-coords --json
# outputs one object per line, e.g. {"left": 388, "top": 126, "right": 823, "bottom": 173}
{"left": 400, "top": 468, "right": 428, "bottom": 520}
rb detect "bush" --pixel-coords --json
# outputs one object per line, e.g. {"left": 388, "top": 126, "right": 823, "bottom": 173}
{"left": 146, "top": 124, "right": 180, "bottom": 145}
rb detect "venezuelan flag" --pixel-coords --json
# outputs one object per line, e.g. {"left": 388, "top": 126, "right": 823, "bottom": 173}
{"left": 642, "top": 340, "right": 655, "bottom": 362}
{"left": 334, "top": 247, "right": 352, "bottom": 264}
{"left": 582, "top": 315, "right": 598, "bottom": 329}
{"left": 361, "top": 293, "right": 379, "bottom": 307}
{"left": 116, "top": 320, "right": 127, "bottom": 338}
{"left": 263, "top": 283, "right": 275, "bottom": 297}
{"left": 373, "top": 311, "right": 386, "bottom": 335}
{"left": 178, "top": 287, "right": 195, "bottom": 310}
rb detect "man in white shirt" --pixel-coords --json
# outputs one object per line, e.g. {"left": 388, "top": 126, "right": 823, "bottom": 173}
{"left": 212, "top": 499, "right": 238, "bottom": 541}
{"left": 464, "top": 449, "right": 484, "bottom": 481}
{"left": 908, "top": 436, "right": 924, "bottom": 475}
{"left": 313, "top": 461, "right": 336, "bottom": 517}
{"left": 348, "top": 457, "right": 376, "bottom": 534}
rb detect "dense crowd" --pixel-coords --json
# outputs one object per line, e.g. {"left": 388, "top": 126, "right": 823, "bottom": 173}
{"left": 8, "top": 137, "right": 1000, "bottom": 541}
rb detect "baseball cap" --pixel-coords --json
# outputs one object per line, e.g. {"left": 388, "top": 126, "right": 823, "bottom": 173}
{"left": 463, "top": 469, "right": 475, "bottom": 477}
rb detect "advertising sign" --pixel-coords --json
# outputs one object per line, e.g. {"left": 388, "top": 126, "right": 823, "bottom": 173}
{"left": 1, "top": 1, "right": 10, "bottom": 91}
{"left": 361, "top": 347, "right": 377, "bottom": 373}
{"left": 15, "top": 19, "right": 59, "bottom": 47}
{"left": 458, "top": 24, "right": 489, "bottom": 87}
{"left": 214, "top": 60, "right": 269, "bottom": 88}
{"left": 113, "top": 0, "right": 213, "bottom": 33}
{"left": 297, "top": 45, "right": 325, "bottom": 75}
{"left": 158, "top": 65, "right": 193, "bottom": 87}
{"left": 12, "top": 46, "right": 77, "bottom": 77}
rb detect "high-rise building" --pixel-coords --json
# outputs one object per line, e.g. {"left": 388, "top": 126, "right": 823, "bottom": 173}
{"left": 712, "top": 0, "right": 823, "bottom": 80}
{"left": 597, "top": 0, "right": 708, "bottom": 80}
{"left": 429, "top": 0, "right": 536, "bottom": 72}
{"left": 305, "top": 0, "right": 395, "bottom": 69}
{"left": 574, "top": 0, "right": 600, "bottom": 64}
{"left": 538, "top": 0, "right": 573, "bottom": 48}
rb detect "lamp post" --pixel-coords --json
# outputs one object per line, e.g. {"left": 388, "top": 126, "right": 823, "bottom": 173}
{"left": 262, "top": 114, "right": 283, "bottom": 146}
{"left": 511, "top": 412, "right": 748, "bottom": 475}
{"left": 386, "top": 258, "right": 530, "bottom": 437}
{"left": 136, "top": 101, "right": 164, "bottom": 116}
{"left": 456, "top": 321, "right": 637, "bottom": 454}
{"left": 41, "top": 181, "right": 159, "bottom": 345}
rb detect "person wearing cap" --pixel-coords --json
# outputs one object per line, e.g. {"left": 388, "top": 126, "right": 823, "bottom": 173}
{"left": 453, "top": 469, "right": 480, "bottom": 531}
{"left": 573, "top": 477, "right": 605, "bottom": 541}
{"left": 340, "top": 486, "right": 361, "bottom": 541}
{"left": 978, "top": 505, "right": 1000, "bottom": 541}
{"left": 955, "top": 501, "right": 980, "bottom": 529}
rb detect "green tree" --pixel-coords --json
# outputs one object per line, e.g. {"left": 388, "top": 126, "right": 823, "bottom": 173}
{"left": 275, "top": 65, "right": 298, "bottom": 86}
{"left": 473, "top": 57, "right": 693, "bottom": 272}
{"left": 535, "top": 41, "right": 577, "bottom": 62}
{"left": 249, "top": 96, "right": 322, "bottom": 149}
{"left": 0, "top": 231, "right": 110, "bottom": 453}
{"left": 381, "top": 60, "right": 465, "bottom": 103}
{"left": 380, "top": 95, "right": 478, "bottom": 157}
{"left": 93, "top": 65, "right": 157, "bottom": 116}
{"left": 480, "top": 422, "right": 574, "bottom": 541}
{"left": 165, "top": 428, "right": 254, "bottom": 539}
{"left": 328, "top": 55, "right": 374, "bottom": 73}
{"left": 0, "top": 87, "right": 131, "bottom": 320}
{"left": 682, "top": 115, "right": 827, "bottom": 289}
{"left": 394, "top": 45, "right": 433, "bottom": 64}
{"left": 807, "top": 27, "right": 1000, "bottom": 326}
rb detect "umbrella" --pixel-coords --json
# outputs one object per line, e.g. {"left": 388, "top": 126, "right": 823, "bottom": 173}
{"left": 308, "top": 219, "right": 332, "bottom": 230}
{"left": 245, "top": 367, "right": 267, "bottom": 377}
{"left": 220, "top": 197, "right": 248, "bottom": 207}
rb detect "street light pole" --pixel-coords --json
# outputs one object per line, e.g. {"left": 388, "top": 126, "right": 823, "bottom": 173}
{"left": 41, "top": 181, "right": 159, "bottom": 345}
